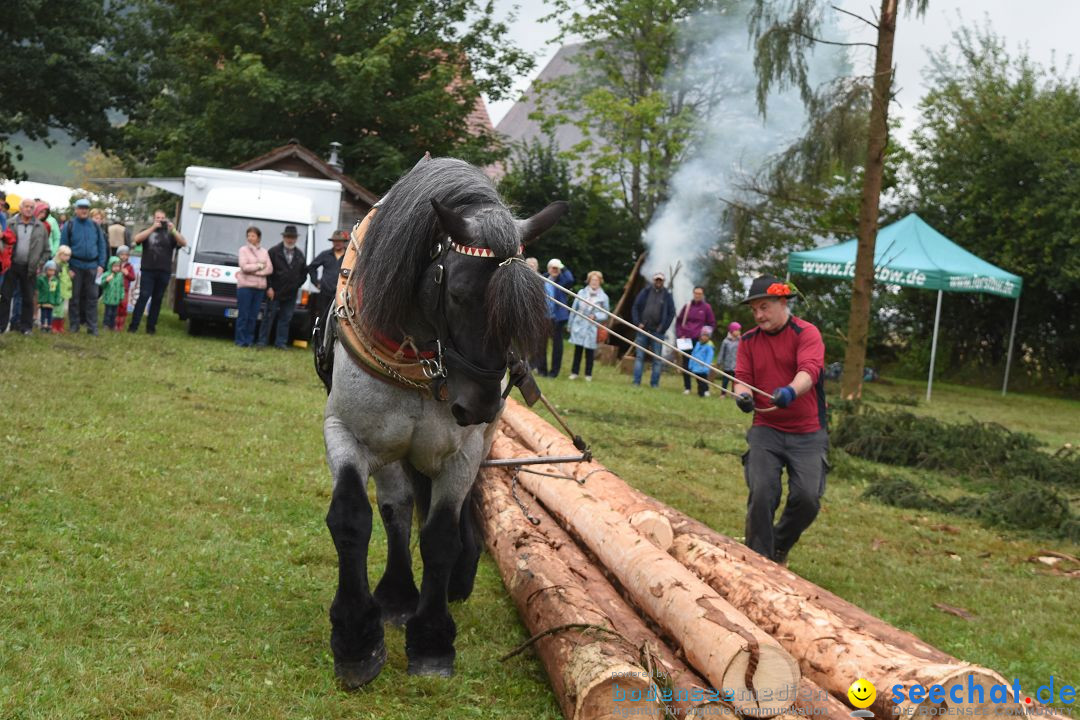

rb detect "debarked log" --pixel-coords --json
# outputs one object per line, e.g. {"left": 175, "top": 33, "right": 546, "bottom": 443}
{"left": 474, "top": 467, "right": 664, "bottom": 720}
{"left": 670, "top": 534, "right": 1018, "bottom": 719}
{"left": 489, "top": 433, "right": 802, "bottom": 718}
{"left": 477, "top": 466, "right": 723, "bottom": 718}
{"left": 497, "top": 400, "right": 1027, "bottom": 719}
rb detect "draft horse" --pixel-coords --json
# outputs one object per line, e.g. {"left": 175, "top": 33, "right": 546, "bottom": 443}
{"left": 315, "top": 156, "right": 567, "bottom": 687}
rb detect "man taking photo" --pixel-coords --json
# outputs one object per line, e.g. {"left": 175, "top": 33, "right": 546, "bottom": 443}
{"left": 129, "top": 209, "right": 186, "bottom": 334}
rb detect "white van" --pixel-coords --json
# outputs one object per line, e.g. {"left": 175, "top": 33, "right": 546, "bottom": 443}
{"left": 169, "top": 166, "right": 343, "bottom": 338}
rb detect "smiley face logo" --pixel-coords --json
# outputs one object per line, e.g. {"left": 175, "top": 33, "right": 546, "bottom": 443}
{"left": 848, "top": 678, "right": 877, "bottom": 709}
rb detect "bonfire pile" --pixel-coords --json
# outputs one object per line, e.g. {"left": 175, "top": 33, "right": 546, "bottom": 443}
{"left": 474, "top": 398, "right": 1036, "bottom": 720}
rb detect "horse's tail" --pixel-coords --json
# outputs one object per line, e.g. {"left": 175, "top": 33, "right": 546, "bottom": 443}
{"left": 313, "top": 304, "right": 336, "bottom": 394}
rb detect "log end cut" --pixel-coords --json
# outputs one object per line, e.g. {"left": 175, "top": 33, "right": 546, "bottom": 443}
{"left": 567, "top": 648, "right": 664, "bottom": 720}
{"left": 629, "top": 510, "right": 674, "bottom": 551}
{"left": 723, "top": 644, "right": 802, "bottom": 718}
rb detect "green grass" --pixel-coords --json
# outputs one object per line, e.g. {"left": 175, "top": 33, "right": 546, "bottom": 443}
{"left": 1, "top": 326, "right": 1077, "bottom": 718}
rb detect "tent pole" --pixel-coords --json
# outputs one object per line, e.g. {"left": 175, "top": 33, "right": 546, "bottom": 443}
{"left": 1002, "top": 296, "right": 1020, "bottom": 396}
{"left": 927, "top": 290, "right": 943, "bottom": 402}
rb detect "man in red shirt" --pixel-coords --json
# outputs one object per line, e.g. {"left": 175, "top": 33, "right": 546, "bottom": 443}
{"left": 733, "top": 276, "right": 828, "bottom": 565}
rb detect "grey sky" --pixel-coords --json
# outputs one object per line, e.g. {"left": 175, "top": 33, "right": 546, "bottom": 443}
{"left": 485, "top": 0, "right": 1080, "bottom": 142}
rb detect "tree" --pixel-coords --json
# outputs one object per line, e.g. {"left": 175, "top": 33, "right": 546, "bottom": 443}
{"left": 901, "top": 27, "right": 1080, "bottom": 387}
{"left": 119, "top": 0, "right": 532, "bottom": 192}
{"left": 537, "top": 0, "right": 733, "bottom": 229}
{"left": 749, "top": 0, "right": 927, "bottom": 399}
{"left": 0, "top": 0, "right": 141, "bottom": 180}
{"left": 498, "top": 139, "right": 640, "bottom": 291}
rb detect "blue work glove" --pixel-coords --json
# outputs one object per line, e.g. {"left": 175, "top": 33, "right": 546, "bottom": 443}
{"left": 772, "top": 385, "right": 797, "bottom": 408}
{"left": 735, "top": 393, "right": 755, "bottom": 413}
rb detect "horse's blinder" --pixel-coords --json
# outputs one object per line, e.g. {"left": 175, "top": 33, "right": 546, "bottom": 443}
{"left": 425, "top": 228, "right": 524, "bottom": 400}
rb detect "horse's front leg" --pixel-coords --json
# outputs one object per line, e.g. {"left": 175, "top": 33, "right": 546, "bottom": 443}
{"left": 405, "top": 453, "right": 478, "bottom": 676}
{"left": 372, "top": 462, "right": 420, "bottom": 625}
{"left": 324, "top": 417, "right": 386, "bottom": 689}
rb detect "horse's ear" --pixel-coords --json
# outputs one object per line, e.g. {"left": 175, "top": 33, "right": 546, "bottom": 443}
{"left": 430, "top": 199, "right": 473, "bottom": 244}
{"left": 518, "top": 201, "right": 570, "bottom": 246}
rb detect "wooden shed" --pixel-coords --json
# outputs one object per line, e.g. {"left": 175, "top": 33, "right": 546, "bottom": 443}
{"left": 234, "top": 140, "right": 379, "bottom": 232}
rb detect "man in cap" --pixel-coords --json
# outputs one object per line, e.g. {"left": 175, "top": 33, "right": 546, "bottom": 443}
{"left": 732, "top": 276, "right": 827, "bottom": 565}
{"left": 630, "top": 271, "right": 676, "bottom": 387}
{"left": 0, "top": 199, "right": 50, "bottom": 334}
{"left": 537, "top": 258, "right": 574, "bottom": 377}
{"left": 308, "top": 229, "right": 349, "bottom": 324}
{"left": 258, "top": 225, "right": 307, "bottom": 348}
{"left": 59, "top": 199, "right": 108, "bottom": 334}
{"left": 129, "top": 209, "right": 186, "bottom": 334}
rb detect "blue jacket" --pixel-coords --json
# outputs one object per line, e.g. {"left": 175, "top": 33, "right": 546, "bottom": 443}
{"left": 689, "top": 340, "right": 715, "bottom": 375}
{"left": 545, "top": 268, "right": 574, "bottom": 322}
{"left": 631, "top": 286, "right": 676, "bottom": 334}
{"left": 61, "top": 217, "right": 107, "bottom": 270}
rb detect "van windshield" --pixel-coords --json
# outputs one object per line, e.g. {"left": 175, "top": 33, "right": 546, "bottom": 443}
{"left": 194, "top": 215, "right": 308, "bottom": 266}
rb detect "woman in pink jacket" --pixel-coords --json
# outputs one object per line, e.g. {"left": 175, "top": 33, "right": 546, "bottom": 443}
{"left": 235, "top": 226, "right": 273, "bottom": 347}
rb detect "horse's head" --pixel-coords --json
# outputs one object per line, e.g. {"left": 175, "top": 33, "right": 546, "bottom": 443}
{"left": 426, "top": 199, "right": 568, "bottom": 426}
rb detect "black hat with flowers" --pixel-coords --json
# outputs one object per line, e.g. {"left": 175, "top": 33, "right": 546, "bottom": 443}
{"left": 741, "top": 275, "right": 794, "bottom": 304}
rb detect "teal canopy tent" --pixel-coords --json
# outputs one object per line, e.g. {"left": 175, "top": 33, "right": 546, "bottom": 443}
{"left": 787, "top": 214, "right": 1023, "bottom": 400}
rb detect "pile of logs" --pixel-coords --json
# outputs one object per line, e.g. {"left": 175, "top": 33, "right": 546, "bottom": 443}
{"left": 474, "top": 398, "right": 1037, "bottom": 720}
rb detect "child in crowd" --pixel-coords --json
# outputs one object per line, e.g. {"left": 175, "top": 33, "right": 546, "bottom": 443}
{"left": 114, "top": 245, "right": 136, "bottom": 330}
{"left": 52, "top": 245, "right": 74, "bottom": 333}
{"left": 100, "top": 256, "right": 126, "bottom": 330}
{"left": 688, "top": 326, "right": 716, "bottom": 398}
{"left": 717, "top": 321, "right": 741, "bottom": 398}
{"left": 36, "top": 261, "right": 62, "bottom": 333}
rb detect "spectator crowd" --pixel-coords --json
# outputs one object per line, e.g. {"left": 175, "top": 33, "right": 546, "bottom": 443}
{"left": 1, "top": 190, "right": 744, "bottom": 387}
{"left": 0, "top": 193, "right": 186, "bottom": 336}
{"left": 529, "top": 256, "right": 743, "bottom": 396}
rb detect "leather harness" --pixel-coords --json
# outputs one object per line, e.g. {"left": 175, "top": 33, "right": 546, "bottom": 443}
{"left": 334, "top": 208, "right": 445, "bottom": 399}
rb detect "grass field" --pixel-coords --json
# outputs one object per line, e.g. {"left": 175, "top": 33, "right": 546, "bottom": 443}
{"left": 1, "top": 317, "right": 1077, "bottom": 719}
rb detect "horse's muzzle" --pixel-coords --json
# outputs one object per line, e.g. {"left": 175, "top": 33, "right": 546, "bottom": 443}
{"left": 450, "top": 400, "right": 499, "bottom": 426}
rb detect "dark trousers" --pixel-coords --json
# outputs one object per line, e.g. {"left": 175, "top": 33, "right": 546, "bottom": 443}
{"left": 234, "top": 286, "right": 264, "bottom": 347}
{"left": 40, "top": 306, "right": 53, "bottom": 331}
{"left": 720, "top": 372, "right": 735, "bottom": 392}
{"left": 257, "top": 296, "right": 296, "bottom": 348}
{"left": 69, "top": 267, "right": 99, "bottom": 334}
{"left": 0, "top": 263, "right": 34, "bottom": 332}
{"left": 682, "top": 353, "right": 694, "bottom": 390}
{"left": 538, "top": 319, "right": 567, "bottom": 377}
{"left": 571, "top": 344, "right": 595, "bottom": 376}
{"left": 696, "top": 374, "right": 710, "bottom": 396}
{"left": 128, "top": 269, "right": 170, "bottom": 332}
{"left": 103, "top": 304, "right": 118, "bottom": 329}
{"left": 743, "top": 426, "right": 829, "bottom": 560}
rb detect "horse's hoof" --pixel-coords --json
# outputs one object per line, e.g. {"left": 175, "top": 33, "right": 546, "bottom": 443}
{"left": 381, "top": 607, "right": 414, "bottom": 627}
{"left": 334, "top": 642, "right": 388, "bottom": 690}
{"left": 407, "top": 655, "right": 454, "bottom": 677}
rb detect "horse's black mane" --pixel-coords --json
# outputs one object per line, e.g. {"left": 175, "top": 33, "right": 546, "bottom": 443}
{"left": 357, "top": 157, "right": 547, "bottom": 352}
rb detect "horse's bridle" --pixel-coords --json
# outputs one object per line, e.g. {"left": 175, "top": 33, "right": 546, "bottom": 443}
{"left": 422, "top": 225, "right": 524, "bottom": 400}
